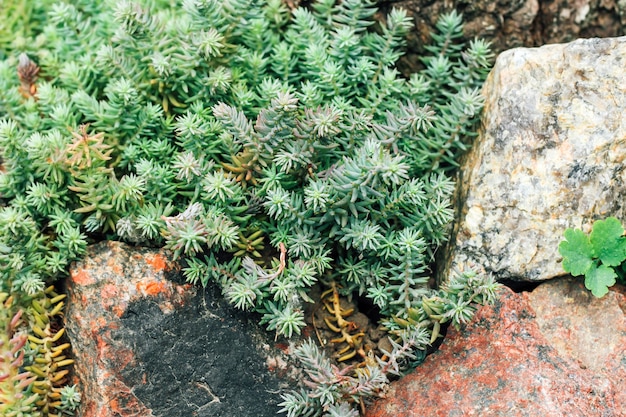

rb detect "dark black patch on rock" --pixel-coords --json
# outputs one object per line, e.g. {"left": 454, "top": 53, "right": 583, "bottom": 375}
{"left": 112, "top": 282, "right": 290, "bottom": 417}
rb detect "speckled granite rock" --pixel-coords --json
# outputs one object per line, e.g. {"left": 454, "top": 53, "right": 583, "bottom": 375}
{"left": 527, "top": 278, "right": 626, "bottom": 378}
{"left": 364, "top": 279, "right": 626, "bottom": 417}
{"left": 442, "top": 36, "right": 626, "bottom": 282}
{"left": 65, "top": 241, "right": 298, "bottom": 417}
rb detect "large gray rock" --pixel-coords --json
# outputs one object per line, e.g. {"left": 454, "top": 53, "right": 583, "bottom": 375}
{"left": 442, "top": 36, "right": 626, "bottom": 282}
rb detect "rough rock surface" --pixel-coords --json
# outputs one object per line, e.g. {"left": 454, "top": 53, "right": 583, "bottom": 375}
{"left": 440, "top": 36, "right": 626, "bottom": 282}
{"left": 65, "top": 241, "right": 299, "bottom": 417}
{"left": 380, "top": 0, "right": 626, "bottom": 74}
{"left": 365, "top": 278, "right": 626, "bottom": 417}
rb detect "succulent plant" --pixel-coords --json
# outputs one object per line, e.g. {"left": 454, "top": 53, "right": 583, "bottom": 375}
{"left": 0, "top": 1, "right": 499, "bottom": 415}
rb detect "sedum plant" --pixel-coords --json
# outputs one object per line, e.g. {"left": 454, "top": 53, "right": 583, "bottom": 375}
{"left": 0, "top": 0, "right": 56, "bottom": 60}
{"left": 279, "top": 268, "right": 499, "bottom": 416}
{"left": 0, "top": 0, "right": 498, "bottom": 415}
{"left": 0, "top": 293, "right": 40, "bottom": 417}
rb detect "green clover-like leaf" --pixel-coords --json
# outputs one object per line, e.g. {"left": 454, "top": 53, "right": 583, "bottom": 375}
{"left": 584, "top": 264, "right": 616, "bottom": 298}
{"left": 558, "top": 228, "right": 594, "bottom": 276}
{"left": 589, "top": 217, "right": 626, "bottom": 267}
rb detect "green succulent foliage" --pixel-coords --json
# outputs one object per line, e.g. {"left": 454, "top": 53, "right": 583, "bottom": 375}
{"left": 278, "top": 339, "right": 393, "bottom": 417}
{"left": 0, "top": 0, "right": 497, "bottom": 416}
{"left": 559, "top": 216, "right": 626, "bottom": 297}
{"left": 278, "top": 283, "right": 508, "bottom": 417}
{"left": 0, "top": 0, "right": 56, "bottom": 60}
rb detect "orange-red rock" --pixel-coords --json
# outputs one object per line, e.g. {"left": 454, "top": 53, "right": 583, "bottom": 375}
{"left": 65, "top": 241, "right": 297, "bottom": 417}
{"left": 66, "top": 242, "right": 185, "bottom": 417}
{"left": 365, "top": 280, "right": 626, "bottom": 417}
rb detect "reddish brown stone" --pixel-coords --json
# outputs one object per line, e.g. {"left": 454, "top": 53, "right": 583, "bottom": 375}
{"left": 65, "top": 241, "right": 301, "bottom": 417}
{"left": 365, "top": 281, "right": 626, "bottom": 417}
{"left": 65, "top": 241, "right": 188, "bottom": 417}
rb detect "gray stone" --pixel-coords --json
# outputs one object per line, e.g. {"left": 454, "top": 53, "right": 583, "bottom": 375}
{"left": 442, "top": 36, "right": 626, "bottom": 282}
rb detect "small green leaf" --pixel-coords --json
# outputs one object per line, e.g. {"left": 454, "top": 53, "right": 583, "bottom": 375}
{"left": 558, "top": 228, "right": 594, "bottom": 276}
{"left": 589, "top": 217, "right": 626, "bottom": 267}
{"left": 584, "top": 264, "right": 616, "bottom": 298}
